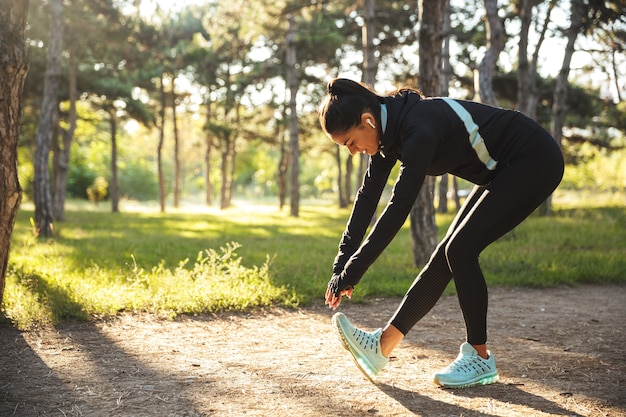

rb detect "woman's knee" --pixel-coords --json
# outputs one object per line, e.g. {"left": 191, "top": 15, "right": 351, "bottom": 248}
{"left": 444, "top": 237, "right": 478, "bottom": 271}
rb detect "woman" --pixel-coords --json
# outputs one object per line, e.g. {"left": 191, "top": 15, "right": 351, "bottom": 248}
{"left": 319, "top": 78, "right": 564, "bottom": 387}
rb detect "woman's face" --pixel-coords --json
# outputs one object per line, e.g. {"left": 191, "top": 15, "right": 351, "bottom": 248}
{"left": 329, "top": 112, "right": 379, "bottom": 156}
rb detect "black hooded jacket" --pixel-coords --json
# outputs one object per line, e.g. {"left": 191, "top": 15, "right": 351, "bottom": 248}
{"left": 332, "top": 90, "right": 540, "bottom": 287}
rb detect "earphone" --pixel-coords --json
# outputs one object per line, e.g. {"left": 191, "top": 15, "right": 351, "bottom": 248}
{"left": 366, "top": 119, "right": 376, "bottom": 129}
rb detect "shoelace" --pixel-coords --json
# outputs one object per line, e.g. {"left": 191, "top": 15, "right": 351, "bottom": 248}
{"left": 449, "top": 355, "right": 491, "bottom": 374}
{"left": 351, "top": 329, "right": 379, "bottom": 354}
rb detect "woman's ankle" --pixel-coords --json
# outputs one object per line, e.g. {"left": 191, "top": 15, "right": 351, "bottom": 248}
{"left": 472, "top": 343, "right": 489, "bottom": 359}
{"left": 380, "top": 324, "right": 404, "bottom": 357}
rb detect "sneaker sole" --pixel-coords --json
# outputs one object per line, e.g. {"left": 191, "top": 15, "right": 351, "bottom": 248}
{"left": 433, "top": 372, "right": 499, "bottom": 388}
{"left": 331, "top": 314, "right": 379, "bottom": 382}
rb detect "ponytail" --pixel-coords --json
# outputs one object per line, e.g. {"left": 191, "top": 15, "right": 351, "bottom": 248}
{"left": 319, "top": 78, "right": 384, "bottom": 135}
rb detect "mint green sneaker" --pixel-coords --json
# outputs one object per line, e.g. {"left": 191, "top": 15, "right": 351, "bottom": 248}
{"left": 332, "top": 312, "right": 389, "bottom": 381}
{"left": 433, "top": 342, "right": 499, "bottom": 388}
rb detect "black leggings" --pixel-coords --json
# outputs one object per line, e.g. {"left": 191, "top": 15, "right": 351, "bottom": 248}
{"left": 389, "top": 126, "right": 564, "bottom": 345}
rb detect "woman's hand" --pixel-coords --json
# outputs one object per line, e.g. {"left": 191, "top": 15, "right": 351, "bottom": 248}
{"left": 325, "top": 285, "right": 353, "bottom": 310}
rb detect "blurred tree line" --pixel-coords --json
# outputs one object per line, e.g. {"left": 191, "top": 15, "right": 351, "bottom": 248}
{"left": 16, "top": 0, "right": 626, "bottom": 235}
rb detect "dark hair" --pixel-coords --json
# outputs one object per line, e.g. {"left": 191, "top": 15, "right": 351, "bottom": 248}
{"left": 318, "top": 78, "right": 385, "bottom": 135}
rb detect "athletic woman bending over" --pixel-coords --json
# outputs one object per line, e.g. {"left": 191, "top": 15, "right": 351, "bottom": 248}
{"left": 320, "top": 78, "right": 564, "bottom": 387}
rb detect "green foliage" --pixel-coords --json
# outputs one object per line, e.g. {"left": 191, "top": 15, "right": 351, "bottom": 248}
{"left": 17, "top": 156, "right": 34, "bottom": 201}
{"left": 87, "top": 176, "right": 109, "bottom": 203}
{"left": 561, "top": 145, "right": 626, "bottom": 191}
{"left": 67, "top": 157, "right": 98, "bottom": 199}
{"left": 3, "top": 191, "right": 625, "bottom": 329}
{"left": 480, "top": 205, "right": 626, "bottom": 287}
{"left": 118, "top": 158, "right": 160, "bottom": 201}
{"left": 16, "top": 0, "right": 626, "bottom": 211}
{"left": 5, "top": 224, "right": 295, "bottom": 328}
{"left": 124, "top": 243, "right": 291, "bottom": 314}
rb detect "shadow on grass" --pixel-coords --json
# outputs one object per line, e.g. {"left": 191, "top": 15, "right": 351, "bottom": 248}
{"left": 12, "top": 207, "right": 340, "bottom": 317}
{"left": 16, "top": 207, "right": 340, "bottom": 280}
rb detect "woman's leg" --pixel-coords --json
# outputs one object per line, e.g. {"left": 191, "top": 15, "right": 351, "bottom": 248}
{"left": 446, "top": 136, "right": 564, "bottom": 345}
{"left": 378, "top": 186, "right": 489, "bottom": 357}
{"left": 386, "top": 130, "right": 563, "bottom": 349}
{"left": 386, "top": 185, "right": 489, "bottom": 336}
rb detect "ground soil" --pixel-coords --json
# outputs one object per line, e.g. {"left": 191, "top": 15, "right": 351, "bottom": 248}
{"left": 1, "top": 284, "right": 624, "bottom": 417}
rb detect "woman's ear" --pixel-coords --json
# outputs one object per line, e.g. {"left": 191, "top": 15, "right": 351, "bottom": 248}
{"left": 361, "top": 112, "right": 376, "bottom": 129}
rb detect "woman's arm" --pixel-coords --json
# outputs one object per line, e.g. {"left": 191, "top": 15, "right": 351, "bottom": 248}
{"left": 337, "top": 127, "right": 439, "bottom": 291}
{"left": 332, "top": 154, "right": 396, "bottom": 275}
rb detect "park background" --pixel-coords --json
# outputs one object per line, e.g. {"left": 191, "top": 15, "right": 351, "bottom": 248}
{"left": 2, "top": 0, "right": 625, "bottom": 329}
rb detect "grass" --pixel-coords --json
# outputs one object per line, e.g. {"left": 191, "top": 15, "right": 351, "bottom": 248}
{"left": 2, "top": 190, "right": 625, "bottom": 329}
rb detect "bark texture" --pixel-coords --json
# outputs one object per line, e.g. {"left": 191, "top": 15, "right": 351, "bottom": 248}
{"left": 0, "top": 0, "right": 29, "bottom": 305}
{"left": 34, "top": 0, "right": 64, "bottom": 237}
{"left": 411, "top": 0, "right": 445, "bottom": 265}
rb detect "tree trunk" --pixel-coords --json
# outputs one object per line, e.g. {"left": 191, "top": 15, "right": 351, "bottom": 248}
{"left": 516, "top": 0, "right": 532, "bottom": 113}
{"left": 546, "top": 0, "right": 584, "bottom": 215}
{"left": 286, "top": 13, "right": 300, "bottom": 217}
{"left": 437, "top": 173, "right": 448, "bottom": 213}
{"left": 205, "top": 134, "right": 213, "bottom": 206}
{"left": 227, "top": 142, "right": 236, "bottom": 207}
{"left": 278, "top": 126, "right": 288, "bottom": 210}
{"left": 410, "top": 176, "right": 438, "bottom": 265}
{"left": 173, "top": 91, "right": 181, "bottom": 209}
{"left": 361, "top": 0, "right": 377, "bottom": 223}
{"left": 335, "top": 147, "right": 347, "bottom": 208}
{"left": 109, "top": 113, "right": 119, "bottom": 213}
{"left": 410, "top": 0, "right": 445, "bottom": 265}
{"left": 551, "top": 1, "right": 583, "bottom": 143}
{"left": 204, "top": 99, "right": 213, "bottom": 206}
{"left": 611, "top": 48, "right": 622, "bottom": 102}
{"left": 473, "top": 0, "right": 504, "bottom": 106}
{"left": 362, "top": 0, "right": 377, "bottom": 88}
{"left": 52, "top": 53, "right": 77, "bottom": 221}
{"left": 441, "top": 0, "right": 451, "bottom": 97}
{"left": 0, "top": 0, "right": 29, "bottom": 306}
{"left": 359, "top": 0, "right": 377, "bottom": 189}
{"left": 34, "top": 0, "right": 64, "bottom": 237}
{"left": 219, "top": 136, "right": 231, "bottom": 210}
{"left": 438, "top": 0, "right": 452, "bottom": 214}
{"left": 531, "top": 0, "right": 556, "bottom": 118}
{"left": 344, "top": 155, "right": 353, "bottom": 206}
{"left": 519, "top": 0, "right": 555, "bottom": 119}
{"left": 452, "top": 176, "right": 461, "bottom": 210}
{"left": 158, "top": 75, "right": 166, "bottom": 213}
{"left": 418, "top": 1, "right": 444, "bottom": 95}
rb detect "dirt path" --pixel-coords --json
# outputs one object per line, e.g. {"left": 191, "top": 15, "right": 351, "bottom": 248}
{"left": 1, "top": 284, "right": 625, "bottom": 417}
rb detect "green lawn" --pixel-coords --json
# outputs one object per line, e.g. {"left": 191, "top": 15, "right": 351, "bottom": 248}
{"left": 3, "top": 191, "right": 625, "bottom": 329}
